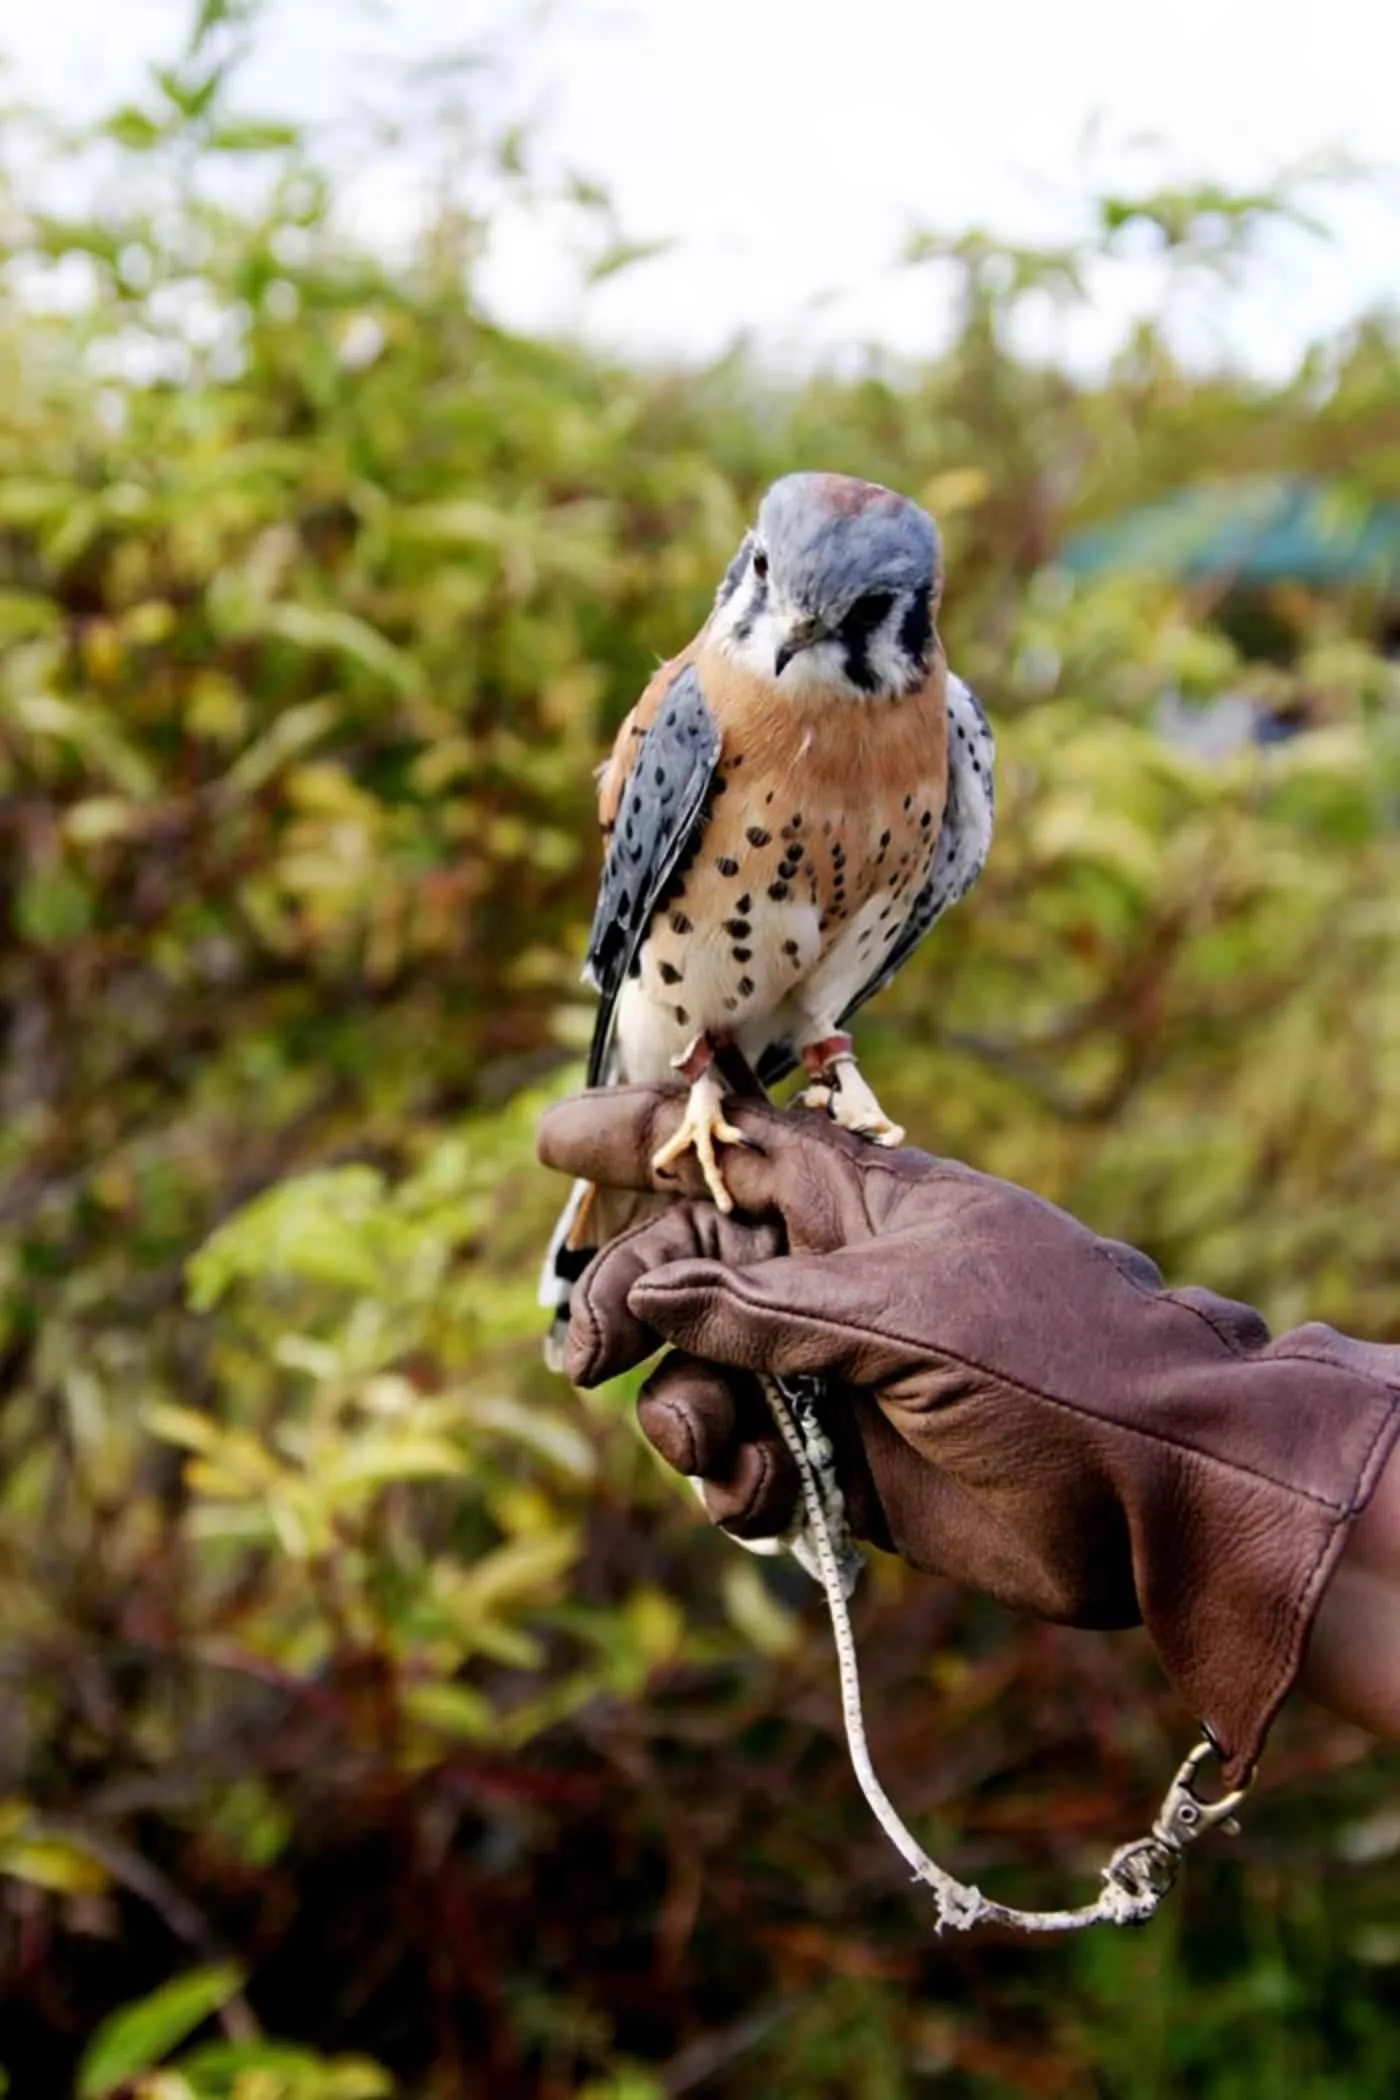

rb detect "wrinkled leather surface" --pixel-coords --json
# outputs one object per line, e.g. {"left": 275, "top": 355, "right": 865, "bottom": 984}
{"left": 539, "top": 1086, "right": 1400, "bottom": 1783}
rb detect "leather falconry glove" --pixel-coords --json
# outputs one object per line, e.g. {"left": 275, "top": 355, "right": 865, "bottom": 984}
{"left": 539, "top": 1086, "right": 1400, "bottom": 1788}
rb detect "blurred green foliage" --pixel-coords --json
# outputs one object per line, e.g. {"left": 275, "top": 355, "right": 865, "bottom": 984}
{"left": 2, "top": 10, "right": 1399, "bottom": 2096}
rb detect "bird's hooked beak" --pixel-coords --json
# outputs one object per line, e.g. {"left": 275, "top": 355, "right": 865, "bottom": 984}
{"left": 774, "top": 613, "right": 830, "bottom": 678}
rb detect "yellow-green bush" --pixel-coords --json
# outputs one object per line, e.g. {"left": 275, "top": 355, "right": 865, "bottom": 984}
{"left": 1, "top": 18, "right": 1399, "bottom": 2097}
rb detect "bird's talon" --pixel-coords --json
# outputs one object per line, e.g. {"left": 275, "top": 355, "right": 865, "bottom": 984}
{"left": 649, "top": 1068, "right": 745, "bottom": 1210}
{"left": 801, "top": 1054, "right": 904, "bottom": 1148}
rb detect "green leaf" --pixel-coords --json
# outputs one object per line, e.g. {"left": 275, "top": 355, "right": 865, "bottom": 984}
{"left": 153, "top": 64, "right": 224, "bottom": 121}
{"left": 0, "top": 592, "right": 61, "bottom": 644}
{"left": 446, "top": 1530, "right": 579, "bottom": 1619}
{"left": 77, "top": 1965, "right": 245, "bottom": 2099}
{"left": 402, "top": 1681, "right": 496, "bottom": 1740}
{"left": 218, "top": 698, "right": 342, "bottom": 801}
{"left": 585, "top": 237, "right": 671, "bottom": 286}
{"left": 14, "top": 861, "right": 94, "bottom": 947}
{"left": 322, "top": 1430, "right": 468, "bottom": 1489}
{"left": 102, "top": 107, "right": 167, "bottom": 151}
{"left": 206, "top": 121, "right": 300, "bottom": 154}
{"left": 178, "top": 2039, "right": 393, "bottom": 2096}
{"left": 460, "top": 1394, "right": 596, "bottom": 1480}
{"left": 0, "top": 1833, "right": 110, "bottom": 1896}
{"left": 256, "top": 605, "right": 422, "bottom": 698}
{"left": 8, "top": 694, "right": 158, "bottom": 800}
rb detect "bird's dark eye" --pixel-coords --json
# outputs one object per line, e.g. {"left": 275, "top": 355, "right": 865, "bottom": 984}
{"left": 752, "top": 548, "right": 769, "bottom": 580}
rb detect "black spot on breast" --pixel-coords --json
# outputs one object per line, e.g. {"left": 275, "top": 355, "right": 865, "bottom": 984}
{"left": 879, "top": 830, "right": 891, "bottom": 849}
{"left": 723, "top": 996, "right": 739, "bottom": 1013}
{"left": 670, "top": 910, "right": 692, "bottom": 934}
{"left": 737, "top": 975, "right": 755, "bottom": 998}
{"left": 736, "top": 894, "right": 751, "bottom": 914}
{"left": 674, "top": 1004, "right": 689, "bottom": 1025}
{"left": 768, "top": 880, "right": 790, "bottom": 901}
{"left": 716, "top": 857, "right": 740, "bottom": 877}
{"left": 903, "top": 794, "right": 913, "bottom": 811}
{"left": 920, "top": 810, "right": 933, "bottom": 829}
{"left": 658, "top": 961, "right": 682, "bottom": 985}
{"left": 746, "top": 827, "right": 771, "bottom": 848}
{"left": 725, "top": 918, "right": 751, "bottom": 939}
{"left": 732, "top": 946, "right": 752, "bottom": 963}
{"left": 711, "top": 773, "right": 728, "bottom": 796}
{"left": 783, "top": 938, "right": 800, "bottom": 958}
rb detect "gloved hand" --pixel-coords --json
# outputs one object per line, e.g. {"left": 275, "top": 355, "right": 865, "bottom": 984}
{"left": 538, "top": 1086, "right": 1400, "bottom": 1785}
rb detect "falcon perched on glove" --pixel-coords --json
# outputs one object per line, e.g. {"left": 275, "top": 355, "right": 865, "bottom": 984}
{"left": 541, "top": 470, "right": 995, "bottom": 1363}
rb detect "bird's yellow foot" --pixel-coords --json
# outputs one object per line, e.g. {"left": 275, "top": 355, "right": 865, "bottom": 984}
{"left": 798, "top": 1049, "right": 905, "bottom": 1148}
{"left": 652, "top": 1067, "right": 749, "bottom": 1212}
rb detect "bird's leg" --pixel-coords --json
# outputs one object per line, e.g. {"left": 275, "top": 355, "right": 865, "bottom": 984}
{"left": 652, "top": 1031, "right": 751, "bottom": 1213}
{"left": 796, "top": 1033, "right": 906, "bottom": 1148}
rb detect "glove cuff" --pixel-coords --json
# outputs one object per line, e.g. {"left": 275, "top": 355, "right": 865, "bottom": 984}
{"left": 1133, "top": 1332, "right": 1400, "bottom": 1784}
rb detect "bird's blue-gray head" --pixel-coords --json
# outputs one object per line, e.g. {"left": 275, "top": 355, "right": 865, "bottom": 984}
{"left": 710, "top": 472, "right": 942, "bottom": 699}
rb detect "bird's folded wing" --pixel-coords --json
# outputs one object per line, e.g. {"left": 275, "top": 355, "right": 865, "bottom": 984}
{"left": 584, "top": 661, "right": 722, "bottom": 1085}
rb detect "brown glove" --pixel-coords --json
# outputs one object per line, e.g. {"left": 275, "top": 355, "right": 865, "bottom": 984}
{"left": 539, "top": 1086, "right": 1400, "bottom": 1786}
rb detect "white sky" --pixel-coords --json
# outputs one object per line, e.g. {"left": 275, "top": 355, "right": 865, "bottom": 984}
{"left": 5, "top": 0, "right": 1399, "bottom": 376}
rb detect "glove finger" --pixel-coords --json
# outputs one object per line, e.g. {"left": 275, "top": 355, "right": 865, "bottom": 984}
{"left": 538, "top": 1086, "right": 923, "bottom": 1250}
{"left": 637, "top": 1353, "right": 799, "bottom": 1539}
{"left": 563, "top": 1205, "right": 783, "bottom": 1387}
{"left": 627, "top": 1245, "right": 922, "bottom": 1387}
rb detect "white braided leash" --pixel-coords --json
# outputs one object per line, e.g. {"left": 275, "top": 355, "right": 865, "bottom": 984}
{"left": 758, "top": 1371, "right": 1252, "bottom": 1935}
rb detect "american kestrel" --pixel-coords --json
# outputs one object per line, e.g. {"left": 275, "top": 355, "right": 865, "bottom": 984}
{"left": 542, "top": 471, "right": 995, "bottom": 1359}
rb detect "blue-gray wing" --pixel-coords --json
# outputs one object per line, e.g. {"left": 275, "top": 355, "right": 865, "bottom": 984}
{"left": 584, "top": 663, "right": 721, "bottom": 1085}
{"left": 757, "top": 674, "right": 994, "bottom": 1088}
